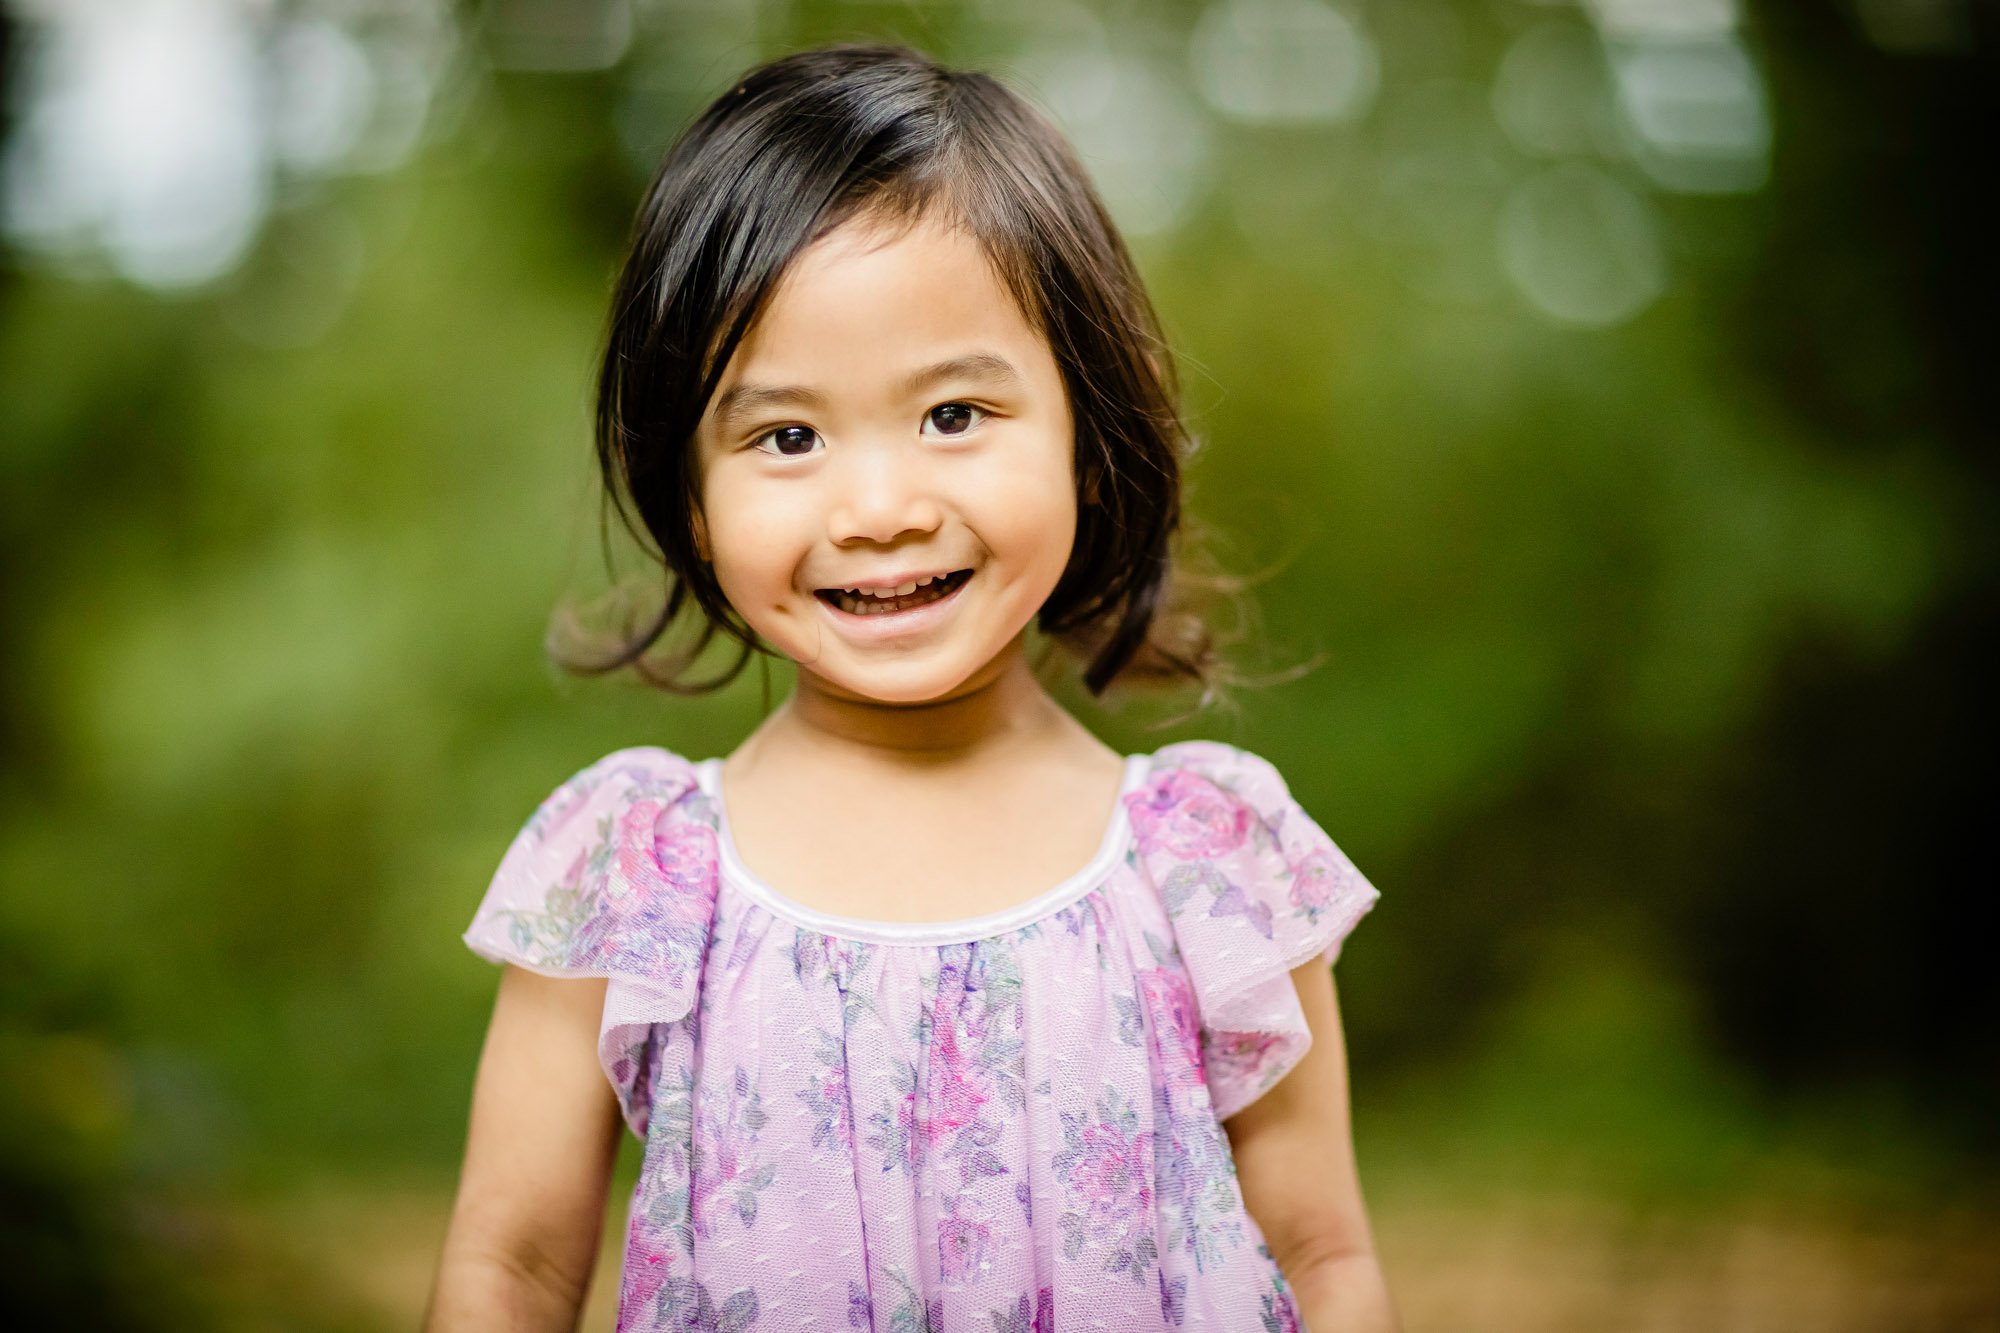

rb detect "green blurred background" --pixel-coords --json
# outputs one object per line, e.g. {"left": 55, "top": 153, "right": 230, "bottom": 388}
{"left": 2, "top": 0, "right": 1994, "bottom": 1327}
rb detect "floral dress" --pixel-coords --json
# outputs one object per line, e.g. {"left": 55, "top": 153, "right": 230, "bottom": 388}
{"left": 464, "top": 742, "right": 1377, "bottom": 1332}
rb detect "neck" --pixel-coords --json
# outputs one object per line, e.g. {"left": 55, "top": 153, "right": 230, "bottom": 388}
{"left": 769, "top": 641, "right": 1067, "bottom": 766}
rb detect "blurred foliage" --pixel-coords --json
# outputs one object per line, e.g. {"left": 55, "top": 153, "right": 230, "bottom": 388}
{"left": 0, "top": 0, "right": 1994, "bottom": 1321}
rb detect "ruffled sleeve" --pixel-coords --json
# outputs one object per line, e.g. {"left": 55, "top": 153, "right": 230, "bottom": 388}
{"left": 1127, "top": 741, "right": 1378, "bottom": 1119}
{"left": 463, "top": 747, "right": 719, "bottom": 1129}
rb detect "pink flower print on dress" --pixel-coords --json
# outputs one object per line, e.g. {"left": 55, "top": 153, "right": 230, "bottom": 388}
{"left": 580, "top": 808, "right": 718, "bottom": 985}
{"left": 937, "top": 1196, "right": 994, "bottom": 1287}
{"left": 927, "top": 994, "right": 991, "bottom": 1143}
{"left": 612, "top": 798, "right": 667, "bottom": 881}
{"left": 925, "top": 945, "right": 1023, "bottom": 1192}
{"left": 1053, "top": 1089, "right": 1158, "bottom": 1281}
{"left": 619, "top": 1241, "right": 672, "bottom": 1317}
{"left": 1127, "top": 769, "right": 1252, "bottom": 859}
{"left": 1289, "top": 843, "right": 1344, "bottom": 925}
{"left": 1138, "top": 967, "right": 1206, "bottom": 1091}
{"left": 1203, "top": 1030, "right": 1289, "bottom": 1099}
{"left": 614, "top": 804, "right": 718, "bottom": 925}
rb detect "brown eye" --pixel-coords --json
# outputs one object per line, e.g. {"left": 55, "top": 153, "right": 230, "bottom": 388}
{"left": 754, "top": 425, "right": 821, "bottom": 457}
{"left": 922, "top": 403, "right": 983, "bottom": 437}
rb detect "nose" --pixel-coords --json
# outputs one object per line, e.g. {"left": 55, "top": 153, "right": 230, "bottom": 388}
{"left": 825, "top": 442, "right": 942, "bottom": 547}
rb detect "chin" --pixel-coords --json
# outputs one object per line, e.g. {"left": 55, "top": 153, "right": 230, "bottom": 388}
{"left": 837, "top": 672, "right": 976, "bottom": 707}
{"left": 815, "top": 655, "right": 987, "bottom": 707}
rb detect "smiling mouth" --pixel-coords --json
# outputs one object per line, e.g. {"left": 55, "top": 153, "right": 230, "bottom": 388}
{"left": 816, "top": 570, "right": 973, "bottom": 617}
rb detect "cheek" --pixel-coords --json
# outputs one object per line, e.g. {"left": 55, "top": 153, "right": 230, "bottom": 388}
{"left": 699, "top": 477, "right": 808, "bottom": 607}
{"left": 967, "top": 446, "right": 1078, "bottom": 591}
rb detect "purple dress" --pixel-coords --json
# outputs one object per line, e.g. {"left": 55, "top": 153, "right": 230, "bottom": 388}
{"left": 464, "top": 741, "right": 1377, "bottom": 1332}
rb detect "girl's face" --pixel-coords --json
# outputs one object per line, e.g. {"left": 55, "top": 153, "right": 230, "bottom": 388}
{"left": 694, "top": 213, "right": 1077, "bottom": 705}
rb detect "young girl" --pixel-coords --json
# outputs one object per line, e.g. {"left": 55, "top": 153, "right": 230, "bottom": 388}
{"left": 427, "top": 45, "right": 1395, "bottom": 1333}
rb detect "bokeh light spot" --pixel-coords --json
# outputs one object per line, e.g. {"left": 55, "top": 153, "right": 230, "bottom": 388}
{"left": 1, "top": 0, "right": 451, "bottom": 291}
{"left": 1189, "top": 0, "right": 1379, "bottom": 126}
{"left": 269, "top": 19, "right": 375, "bottom": 172}
{"left": 1498, "top": 161, "right": 1666, "bottom": 326}
{"left": 2, "top": 0, "right": 267, "bottom": 288}
{"left": 1016, "top": 51, "right": 1213, "bottom": 236}
{"left": 1609, "top": 35, "right": 1770, "bottom": 194}
{"left": 1372, "top": 78, "right": 1513, "bottom": 302}
{"left": 1492, "top": 20, "right": 1620, "bottom": 159}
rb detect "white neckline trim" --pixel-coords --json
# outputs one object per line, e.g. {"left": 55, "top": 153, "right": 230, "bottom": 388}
{"left": 693, "top": 753, "right": 1149, "bottom": 947}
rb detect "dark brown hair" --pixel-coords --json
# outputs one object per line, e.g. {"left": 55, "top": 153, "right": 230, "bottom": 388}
{"left": 566, "top": 43, "right": 1213, "bottom": 695}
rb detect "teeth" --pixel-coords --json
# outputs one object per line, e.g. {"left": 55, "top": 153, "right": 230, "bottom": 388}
{"left": 825, "top": 572, "right": 964, "bottom": 616}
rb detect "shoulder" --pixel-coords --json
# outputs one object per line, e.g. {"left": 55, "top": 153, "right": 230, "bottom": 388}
{"left": 536, "top": 744, "right": 705, "bottom": 811}
{"left": 469, "top": 745, "right": 720, "bottom": 985}
{"left": 466, "top": 747, "right": 720, "bottom": 1130}
{"left": 511, "top": 746, "right": 708, "bottom": 850}
{"left": 1131, "top": 740, "right": 1361, "bottom": 921}
{"left": 1128, "top": 741, "right": 1305, "bottom": 858}
{"left": 1126, "top": 741, "right": 1378, "bottom": 1118}
{"left": 1141, "top": 740, "right": 1294, "bottom": 805}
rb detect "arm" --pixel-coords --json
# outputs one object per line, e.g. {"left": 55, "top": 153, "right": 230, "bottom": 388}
{"left": 425, "top": 966, "right": 623, "bottom": 1332}
{"left": 1225, "top": 961, "right": 1398, "bottom": 1333}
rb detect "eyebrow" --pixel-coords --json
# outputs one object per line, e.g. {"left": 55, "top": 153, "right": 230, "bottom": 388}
{"left": 710, "top": 352, "right": 1027, "bottom": 430}
{"left": 709, "top": 381, "right": 830, "bottom": 429}
{"left": 897, "top": 352, "right": 1026, "bottom": 398}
